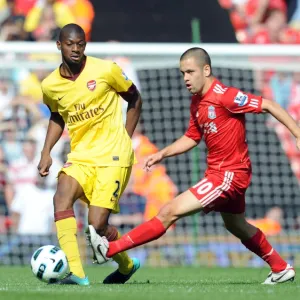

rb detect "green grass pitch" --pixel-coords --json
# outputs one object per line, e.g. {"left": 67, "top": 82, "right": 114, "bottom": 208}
{"left": 0, "top": 266, "right": 298, "bottom": 300}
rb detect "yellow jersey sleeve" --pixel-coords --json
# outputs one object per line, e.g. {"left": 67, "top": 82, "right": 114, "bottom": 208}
{"left": 42, "top": 84, "right": 58, "bottom": 113}
{"left": 107, "top": 63, "right": 133, "bottom": 93}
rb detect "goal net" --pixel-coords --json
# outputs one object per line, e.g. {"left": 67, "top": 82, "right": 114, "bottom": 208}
{"left": 0, "top": 43, "right": 299, "bottom": 267}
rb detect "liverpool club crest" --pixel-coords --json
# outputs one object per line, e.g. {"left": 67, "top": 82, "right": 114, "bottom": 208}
{"left": 208, "top": 105, "right": 216, "bottom": 119}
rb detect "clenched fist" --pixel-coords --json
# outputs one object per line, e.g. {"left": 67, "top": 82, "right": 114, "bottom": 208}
{"left": 37, "top": 152, "right": 52, "bottom": 177}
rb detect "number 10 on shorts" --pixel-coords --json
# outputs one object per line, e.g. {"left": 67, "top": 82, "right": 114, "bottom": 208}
{"left": 193, "top": 178, "right": 213, "bottom": 195}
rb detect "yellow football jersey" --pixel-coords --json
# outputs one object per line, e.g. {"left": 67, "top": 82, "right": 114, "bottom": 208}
{"left": 41, "top": 56, "right": 135, "bottom": 167}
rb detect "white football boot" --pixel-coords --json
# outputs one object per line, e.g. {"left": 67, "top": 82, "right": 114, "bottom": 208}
{"left": 86, "top": 225, "right": 111, "bottom": 264}
{"left": 262, "top": 264, "right": 295, "bottom": 285}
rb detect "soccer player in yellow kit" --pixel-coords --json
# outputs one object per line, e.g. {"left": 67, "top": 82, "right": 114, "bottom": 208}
{"left": 38, "top": 23, "right": 142, "bottom": 285}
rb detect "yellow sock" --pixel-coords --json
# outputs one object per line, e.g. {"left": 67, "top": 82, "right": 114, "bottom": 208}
{"left": 56, "top": 217, "right": 85, "bottom": 278}
{"left": 112, "top": 232, "right": 134, "bottom": 274}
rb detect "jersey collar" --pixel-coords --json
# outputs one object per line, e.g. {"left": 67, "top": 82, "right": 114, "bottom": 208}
{"left": 59, "top": 56, "right": 87, "bottom": 82}
{"left": 198, "top": 78, "right": 219, "bottom": 99}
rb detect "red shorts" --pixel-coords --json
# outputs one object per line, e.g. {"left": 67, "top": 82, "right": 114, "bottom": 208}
{"left": 189, "top": 170, "right": 252, "bottom": 214}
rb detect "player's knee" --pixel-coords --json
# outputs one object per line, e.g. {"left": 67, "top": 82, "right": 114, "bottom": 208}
{"left": 53, "top": 192, "right": 73, "bottom": 212}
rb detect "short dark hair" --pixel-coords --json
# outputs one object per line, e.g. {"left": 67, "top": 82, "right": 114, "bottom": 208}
{"left": 58, "top": 23, "right": 85, "bottom": 42}
{"left": 180, "top": 47, "right": 211, "bottom": 69}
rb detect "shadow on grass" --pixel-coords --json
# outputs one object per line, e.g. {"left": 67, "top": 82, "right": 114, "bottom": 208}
{"left": 124, "top": 280, "right": 259, "bottom": 285}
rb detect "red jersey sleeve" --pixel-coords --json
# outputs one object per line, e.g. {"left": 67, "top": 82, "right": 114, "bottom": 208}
{"left": 220, "top": 87, "right": 263, "bottom": 114}
{"left": 184, "top": 102, "right": 202, "bottom": 143}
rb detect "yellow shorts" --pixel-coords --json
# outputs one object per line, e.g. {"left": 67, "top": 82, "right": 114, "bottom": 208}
{"left": 59, "top": 164, "right": 132, "bottom": 213}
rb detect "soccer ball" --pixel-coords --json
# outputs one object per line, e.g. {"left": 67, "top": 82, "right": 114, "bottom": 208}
{"left": 31, "top": 245, "right": 69, "bottom": 283}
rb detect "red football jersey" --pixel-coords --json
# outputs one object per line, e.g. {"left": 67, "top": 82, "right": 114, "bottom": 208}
{"left": 185, "top": 79, "right": 263, "bottom": 172}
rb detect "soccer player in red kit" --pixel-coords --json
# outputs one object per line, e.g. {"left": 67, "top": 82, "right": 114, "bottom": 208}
{"left": 87, "top": 47, "right": 299, "bottom": 284}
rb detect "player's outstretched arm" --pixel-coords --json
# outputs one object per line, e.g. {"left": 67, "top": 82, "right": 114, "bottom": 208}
{"left": 38, "top": 112, "right": 65, "bottom": 177}
{"left": 144, "top": 135, "right": 198, "bottom": 170}
{"left": 262, "top": 98, "right": 300, "bottom": 150}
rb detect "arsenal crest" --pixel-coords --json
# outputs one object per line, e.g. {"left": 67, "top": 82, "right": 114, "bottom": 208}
{"left": 87, "top": 80, "right": 96, "bottom": 91}
{"left": 208, "top": 105, "right": 216, "bottom": 119}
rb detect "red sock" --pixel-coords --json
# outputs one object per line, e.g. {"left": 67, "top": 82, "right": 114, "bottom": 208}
{"left": 242, "top": 229, "right": 287, "bottom": 272}
{"left": 107, "top": 217, "right": 166, "bottom": 257}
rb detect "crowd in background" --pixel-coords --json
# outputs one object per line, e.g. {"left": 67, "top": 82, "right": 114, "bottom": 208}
{"left": 1, "top": 0, "right": 300, "bottom": 44}
{"left": 2, "top": 0, "right": 300, "bottom": 44}
{"left": 0, "top": 0, "right": 94, "bottom": 41}
{"left": 219, "top": 0, "right": 300, "bottom": 44}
